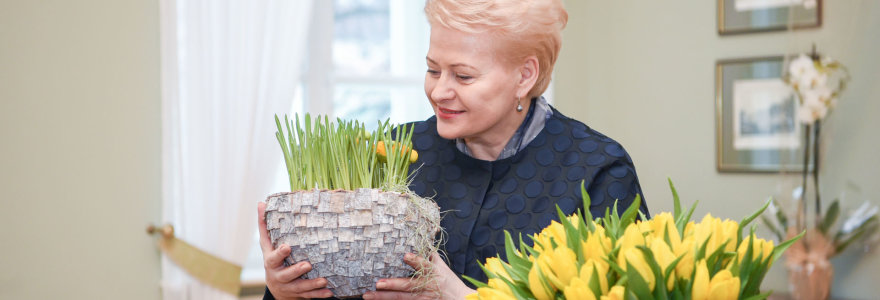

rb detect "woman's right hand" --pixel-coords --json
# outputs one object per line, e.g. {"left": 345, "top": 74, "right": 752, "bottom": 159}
{"left": 259, "top": 202, "right": 334, "bottom": 299}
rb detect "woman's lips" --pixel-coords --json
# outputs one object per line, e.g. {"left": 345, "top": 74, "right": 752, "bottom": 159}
{"left": 437, "top": 107, "right": 464, "bottom": 119}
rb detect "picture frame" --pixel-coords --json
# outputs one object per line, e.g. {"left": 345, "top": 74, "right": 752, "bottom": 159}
{"left": 718, "top": 0, "right": 822, "bottom": 35}
{"left": 716, "top": 56, "right": 809, "bottom": 173}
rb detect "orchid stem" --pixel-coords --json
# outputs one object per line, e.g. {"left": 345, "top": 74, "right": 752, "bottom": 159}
{"left": 813, "top": 121, "right": 822, "bottom": 223}
{"left": 801, "top": 123, "right": 811, "bottom": 232}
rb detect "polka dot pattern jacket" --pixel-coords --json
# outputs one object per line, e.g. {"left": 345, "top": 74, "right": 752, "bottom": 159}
{"left": 407, "top": 106, "right": 650, "bottom": 286}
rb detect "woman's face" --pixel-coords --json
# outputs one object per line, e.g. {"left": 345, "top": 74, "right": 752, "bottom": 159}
{"left": 424, "top": 25, "right": 524, "bottom": 142}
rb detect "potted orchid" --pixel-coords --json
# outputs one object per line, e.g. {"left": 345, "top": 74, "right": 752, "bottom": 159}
{"left": 760, "top": 47, "right": 879, "bottom": 300}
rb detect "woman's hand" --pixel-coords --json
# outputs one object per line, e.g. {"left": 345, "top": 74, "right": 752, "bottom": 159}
{"left": 363, "top": 252, "right": 476, "bottom": 300}
{"left": 258, "top": 202, "right": 334, "bottom": 299}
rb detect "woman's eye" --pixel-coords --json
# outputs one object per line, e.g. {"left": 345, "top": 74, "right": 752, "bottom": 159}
{"left": 427, "top": 69, "right": 440, "bottom": 76}
{"left": 456, "top": 75, "right": 473, "bottom": 81}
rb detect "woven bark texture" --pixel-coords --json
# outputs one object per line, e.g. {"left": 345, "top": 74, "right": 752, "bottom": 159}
{"left": 265, "top": 189, "right": 441, "bottom": 297}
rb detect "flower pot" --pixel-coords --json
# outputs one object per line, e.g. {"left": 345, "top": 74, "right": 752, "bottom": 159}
{"left": 785, "top": 229, "right": 835, "bottom": 300}
{"left": 264, "top": 188, "right": 440, "bottom": 297}
{"left": 786, "top": 260, "right": 833, "bottom": 300}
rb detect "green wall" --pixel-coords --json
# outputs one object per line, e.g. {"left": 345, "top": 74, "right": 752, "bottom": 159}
{"left": 0, "top": 0, "right": 161, "bottom": 299}
{"left": 556, "top": 1, "right": 880, "bottom": 299}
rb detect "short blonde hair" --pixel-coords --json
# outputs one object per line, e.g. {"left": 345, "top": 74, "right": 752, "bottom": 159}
{"left": 424, "top": 0, "right": 568, "bottom": 100}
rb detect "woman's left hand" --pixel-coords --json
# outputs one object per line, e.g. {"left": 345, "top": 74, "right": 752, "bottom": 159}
{"left": 363, "top": 252, "right": 475, "bottom": 300}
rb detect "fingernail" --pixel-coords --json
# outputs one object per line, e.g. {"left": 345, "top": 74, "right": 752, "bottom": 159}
{"left": 363, "top": 292, "right": 374, "bottom": 299}
{"left": 376, "top": 281, "right": 386, "bottom": 289}
{"left": 404, "top": 253, "right": 414, "bottom": 261}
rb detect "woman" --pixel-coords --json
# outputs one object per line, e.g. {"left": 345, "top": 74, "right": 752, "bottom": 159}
{"left": 260, "top": 0, "right": 649, "bottom": 299}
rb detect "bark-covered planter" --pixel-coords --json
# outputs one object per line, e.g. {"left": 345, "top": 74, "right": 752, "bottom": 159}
{"left": 265, "top": 188, "right": 441, "bottom": 298}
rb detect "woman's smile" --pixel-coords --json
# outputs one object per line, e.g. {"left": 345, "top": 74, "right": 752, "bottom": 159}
{"left": 437, "top": 107, "right": 465, "bottom": 119}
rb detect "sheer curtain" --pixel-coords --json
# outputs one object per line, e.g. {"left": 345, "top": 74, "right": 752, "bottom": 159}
{"left": 159, "top": 0, "right": 313, "bottom": 299}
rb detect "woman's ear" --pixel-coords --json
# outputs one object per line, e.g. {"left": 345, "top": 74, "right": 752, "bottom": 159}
{"left": 516, "top": 55, "right": 540, "bottom": 99}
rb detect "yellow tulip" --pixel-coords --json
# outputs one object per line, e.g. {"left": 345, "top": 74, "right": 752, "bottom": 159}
{"left": 638, "top": 219, "right": 653, "bottom": 235}
{"left": 409, "top": 149, "right": 418, "bottom": 163}
{"left": 718, "top": 219, "right": 738, "bottom": 253}
{"left": 539, "top": 246, "right": 579, "bottom": 288}
{"left": 600, "top": 286, "right": 625, "bottom": 300}
{"left": 487, "top": 278, "right": 513, "bottom": 296}
{"left": 546, "top": 221, "right": 567, "bottom": 244}
{"left": 579, "top": 259, "right": 609, "bottom": 294}
{"left": 737, "top": 234, "right": 775, "bottom": 263}
{"left": 564, "top": 277, "right": 597, "bottom": 300}
{"left": 581, "top": 231, "right": 611, "bottom": 264}
{"left": 476, "top": 286, "right": 517, "bottom": 300}
{"left": 647, "top": 213, "right": 682, "bottom": 250}
{"left": 683, "top": 221, "right": 695, "bottom": 237}
{"left": 693, "top": 214, "right": 738, "bottom": 257}
{"left": 484, "top": 257, "right": 511, "bottom": 281}
{"left": 465, "top": 291, "right": 480, "bottom": 300}
{"left": 532, "top": 233, "right": 553, "bottom": 254}
{"left": 566, "top": 215, "right": 584, "bottom": 229}
{"left": 708, "top": 269, "right": 740, "bottom": 300}
{"left": 621, "top": 247, "right": 655, "bottom": 291}
{"left": 692, "top": 259, "right": 710, "bottom": 300}
{"left": 649, "top": 238, "right": 677, "bottom": 291}
{"left": 535, "top": 221, "right": 567, "bottom": 252}
{"left": 592, "top": 222, "right": 608, "bottom": 236}
{"left": 529, "top": 262, "right": 555, "bottom": 300}
{"left": 674, "top": 237, "right": 696, "bottom": 279}
{"left": 618, "top": 225, "right": 646, "bottom": 251}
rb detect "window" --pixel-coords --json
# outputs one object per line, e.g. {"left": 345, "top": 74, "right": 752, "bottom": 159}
{"left": 298, "top": 0, "right": 433, "bottom": 126}
{"left": 241, "top": 0, "right": 432, "bottom": 283}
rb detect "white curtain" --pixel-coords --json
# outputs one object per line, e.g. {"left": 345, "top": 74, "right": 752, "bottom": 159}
{"left": 160, "top": 0, "right": 314, "bottom": 299}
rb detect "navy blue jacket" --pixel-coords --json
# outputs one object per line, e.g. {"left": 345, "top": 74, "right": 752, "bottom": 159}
{"left": 407, "top": 107, "right": 648, "bottom": 285}
{"left": 264, "top": 107, "right": 648, "bottom": 299}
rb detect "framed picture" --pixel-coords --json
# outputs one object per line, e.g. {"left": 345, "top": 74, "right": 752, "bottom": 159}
{"left": 718, "top": 0, "right": 822, "bottom": 35}
{"left": 716, "top": 56, "right": 809, "bottom": 172}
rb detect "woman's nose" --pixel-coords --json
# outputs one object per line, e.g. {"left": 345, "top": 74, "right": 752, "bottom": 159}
{"left": 430, "top": 74, "right": 455, "bottom": 102}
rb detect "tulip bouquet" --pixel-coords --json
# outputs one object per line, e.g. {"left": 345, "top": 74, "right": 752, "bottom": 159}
{"left": 465, "top": 180, "right": 803, "bottom": 300}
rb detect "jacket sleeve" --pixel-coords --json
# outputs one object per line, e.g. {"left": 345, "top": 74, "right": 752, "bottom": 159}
{"left": 584, "top": 151, "right": 650, "bottom": 220}
{"left": 263, "top": 287, "right": 275, "bottom": 300}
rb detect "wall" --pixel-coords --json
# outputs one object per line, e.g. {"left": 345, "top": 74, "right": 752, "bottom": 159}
{"left": 555, "top": 0, "right": 880, "bottom": 298}
{"left": 0, "top": 0, "right": 161, "bottom": 299}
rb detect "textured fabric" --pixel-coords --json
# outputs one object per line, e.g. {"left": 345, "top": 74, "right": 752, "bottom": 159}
{"left": 409, "top": 106, "right": 649, "bottom": 286}
{"left": 455, "top": 97, "right": 553, "bottom": 160}
{"left": 264, "top": 105, "right": 649, "bottom": 299}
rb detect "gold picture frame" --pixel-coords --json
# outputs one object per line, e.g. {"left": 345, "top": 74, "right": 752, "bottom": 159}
{"left": 715, "top": 56, "right": 810, "bottom": 173}
{"left": 718, "top": 0, "right": 822, "bottom": 35}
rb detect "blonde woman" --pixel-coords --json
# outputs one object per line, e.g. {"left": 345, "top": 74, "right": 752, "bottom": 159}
{"left": 260, "top": 0, "right": 649, "bottom": 299}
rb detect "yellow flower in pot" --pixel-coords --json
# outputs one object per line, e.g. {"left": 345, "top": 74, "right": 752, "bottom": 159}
{"left": 264, "top": 114, "right": 440, "bottom": 297}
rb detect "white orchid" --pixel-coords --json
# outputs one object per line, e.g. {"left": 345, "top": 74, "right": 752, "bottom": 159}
{"left": 789, "top": 54, "right": 816, "bottom": 79}
{"left": 797, "top": 95, "right": 828, "bottom": 123}
{"left": 786, "top": 52, "right": 849, "bottom": 124}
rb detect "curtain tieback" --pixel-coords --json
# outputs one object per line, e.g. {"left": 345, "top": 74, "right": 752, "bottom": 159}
{"left": 147, "top": 224, "right": 243, "bottom": 295}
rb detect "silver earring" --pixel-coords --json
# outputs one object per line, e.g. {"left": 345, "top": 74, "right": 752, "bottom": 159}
{"left": 516, "top": 98, "right": 523, "bottom": 112}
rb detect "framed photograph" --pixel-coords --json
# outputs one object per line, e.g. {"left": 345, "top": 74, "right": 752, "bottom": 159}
{"left": 716, "top": 56, "right": 809, "bottom": 172}
{"left": 718, "top": 0, "right": 822, "bottom": 35}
